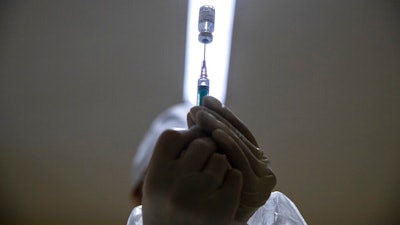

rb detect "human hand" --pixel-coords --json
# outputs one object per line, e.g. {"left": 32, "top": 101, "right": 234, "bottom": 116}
{"left": 188, "top": 96, "right": 277, "bottom": 223}
{"left": 142, "top": 127, "right": 243, "bottom": 225}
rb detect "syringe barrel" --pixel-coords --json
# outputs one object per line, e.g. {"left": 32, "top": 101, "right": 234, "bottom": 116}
{"left": 197, "top": 77, "right": 209, "bottom": 106}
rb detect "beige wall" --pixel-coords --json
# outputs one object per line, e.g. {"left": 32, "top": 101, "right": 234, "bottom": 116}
{"left": 0, "top": 1, "right": 399, "bottom": 224}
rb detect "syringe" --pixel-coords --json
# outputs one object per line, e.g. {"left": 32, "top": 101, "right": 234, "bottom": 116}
{"left": 197, "top": 45, "right": 209, "bottom": 106}
{"left": 196, "top": 5, "right": 215, "bottom": 106}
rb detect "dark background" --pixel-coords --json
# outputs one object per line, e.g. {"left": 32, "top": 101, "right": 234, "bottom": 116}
{"left": 1, "top": 1, "right": 399, "bottom": 225}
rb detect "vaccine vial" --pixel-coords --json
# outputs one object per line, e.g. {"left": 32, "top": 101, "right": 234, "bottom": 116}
{"left": 198, "top": 5, "right": 215, "bottom": 44}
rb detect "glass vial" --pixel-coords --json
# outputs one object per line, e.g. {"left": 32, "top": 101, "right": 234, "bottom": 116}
{"left": 198, "top": 5, "right": 215, "bottom": 44}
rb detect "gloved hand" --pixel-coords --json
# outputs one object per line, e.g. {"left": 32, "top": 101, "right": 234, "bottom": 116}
{"left": 188, "top": 96, "right": 277, "bottom": 223}
{"left": 142, "top": 127, "right": 243, "bottom": 225}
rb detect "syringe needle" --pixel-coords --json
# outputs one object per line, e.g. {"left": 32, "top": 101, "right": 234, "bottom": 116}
{"left": 197, "top": 45, "right": 209, "bottom": 106}
{"left": 203, "top": 44, "right": 206, "bottom": 61}
{"left": 201, "top": 59, "right": 207, "bottom": 78}
{"left": 197, "top": 5, "right": 214, "bottom": 106}
{"left": 201, "top": 44, "right": 207, "bottom": 78}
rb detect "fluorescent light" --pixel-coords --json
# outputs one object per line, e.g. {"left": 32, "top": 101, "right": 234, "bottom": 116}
{"left": 183, "top": 0, "right": 236, "bottom": 105}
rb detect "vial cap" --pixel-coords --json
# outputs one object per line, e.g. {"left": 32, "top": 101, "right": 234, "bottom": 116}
{"left": 198, "top": 32, "right": 213, "bottom": 44}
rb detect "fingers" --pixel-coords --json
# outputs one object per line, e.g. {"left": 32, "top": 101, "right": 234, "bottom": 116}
{"left": 180, "top": 137, "right": 217, "bottom": 172}
{"left": 191, "top": 106, "right": 262, "bottom": 160}
{"left": 187, "top": 112, "right": 195, "bottom": 128}
{"left": 212, "top": 128, "right": 258, "bottom": 175}
{"left": 202, "top": 96, "right": 258, "bottom": 146}
{"left": 194, "top": 109, "right": 225, "bottom": 134}
{"left": 152, "top": 127, "right": 203, "bottom": 162}
{"left": 198, "top": 110, "right": 271, "bottom": 176}
{"left": 188, "top": 97, "right": 274, "bottom": 178}
{"left": 218, "top": 168, "right": 242, "bottom": 208}
{"left": 172, "top": 153, "right": 232, "bottom": 200}
{"left": 203, "top": 153, "right": 230, "bottom": 189}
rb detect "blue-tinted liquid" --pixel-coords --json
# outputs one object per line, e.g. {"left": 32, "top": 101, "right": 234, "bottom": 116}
{"left": 197, "top": 86, "right": 209, "bottom": 106}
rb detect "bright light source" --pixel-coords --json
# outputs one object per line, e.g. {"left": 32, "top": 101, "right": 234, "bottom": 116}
{"left": 183, "top": 0, "right": 236, "bottom": 105}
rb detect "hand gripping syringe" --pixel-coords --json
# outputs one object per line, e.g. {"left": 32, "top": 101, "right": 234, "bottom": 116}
{"left": 197, "top": 5, "right": 215, "bottom": 106}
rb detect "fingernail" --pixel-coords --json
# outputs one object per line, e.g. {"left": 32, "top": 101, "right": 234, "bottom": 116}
{"left": 197, "top": 109, "right": 214, "bottom": 119}
{"left": 189, "top": 106, "right": 201, "bottom": 120}
{"left": 200, "top": 110, "right": 221, "bottom": 125}
{"left": 203, "top": 96, "right": 221, "bottom": 108}
{"left": 210, "top": 96, "right": 223, "bottom": 107}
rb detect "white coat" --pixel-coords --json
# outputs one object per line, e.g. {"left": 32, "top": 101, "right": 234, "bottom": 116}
{"left": 127, "top": 191, "right": 307, "bottom": 225}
